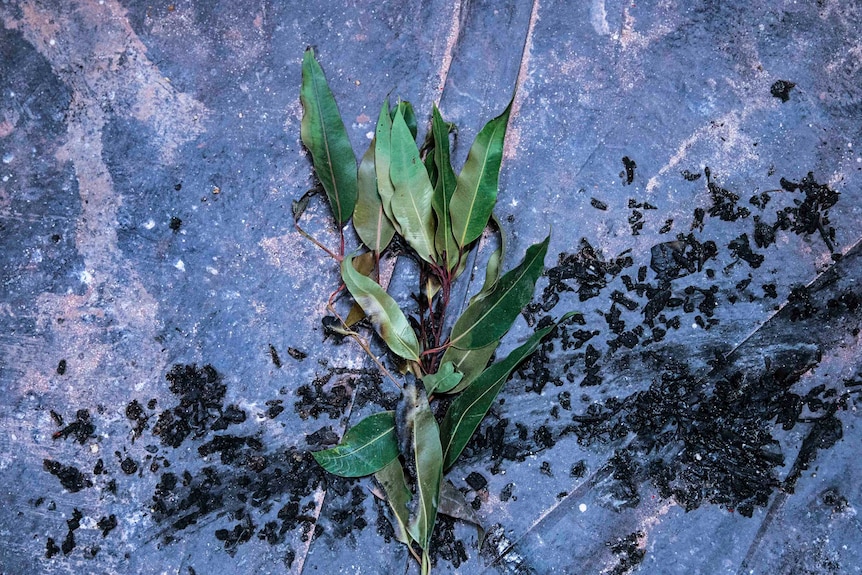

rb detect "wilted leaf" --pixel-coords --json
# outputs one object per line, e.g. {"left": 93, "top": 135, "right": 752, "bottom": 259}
{"left": 312, "top": 411, "right": 398, "bottom": 477}
{"left": 439, "top": 341, "right": 498, "bottom": 395}
{"left": 389, "top": 108, "right": 437, "bottom": 263}
{"left": 397, "top": 380, "right": 443, "bottom": 551}
{"left": 421, "top": 361, "right": 463, "bottom": 395}
{"left": 341, "top": 253, "right": 421, "bottom": 362}
{"left": 439, "top": 479, "right": 485, "bottom": 546}
{"left": 430, "top": 105, "right": 459, "bottom": 268}
{"left": 375, "top": 458, "right": 413, "bottom": 544}
{"left": 300, "top": 48, "right": 357, "bottom": 224}
{"left": 355, "top": 138, "right": 396, "bottom": 252}
{"left": 470, "top": 214, "right": 506, "bottom": 305}
{"left": 440, "top": 324, "right": 555, "bottom": 470}
{"left": 449, "top": 235, "right": 549, "bottom": 349}
{"left": 450, "top": 101, "right": 512, "bottom": 247}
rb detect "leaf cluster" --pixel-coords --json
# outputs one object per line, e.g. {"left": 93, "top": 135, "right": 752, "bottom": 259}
{"left": 297, "top": 48, "right": 568, "bottom": 573}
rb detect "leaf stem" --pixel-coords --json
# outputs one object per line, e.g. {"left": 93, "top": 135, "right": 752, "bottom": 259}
{"left": 326, "top": 300, "right": 403, "bottom": 391}
{"left": 295, "top": 221, "right": 340, "bottom": 260}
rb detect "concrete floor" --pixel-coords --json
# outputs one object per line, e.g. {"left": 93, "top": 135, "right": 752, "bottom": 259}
{"left": 1, "top": 1, "right": 861, "bottom": 573}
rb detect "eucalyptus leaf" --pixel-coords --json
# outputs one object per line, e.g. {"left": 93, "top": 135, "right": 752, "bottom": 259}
{"left": 439, "top": 341, "right": 498, "bottom": 395}
{"left": 439, "top": 479, "right": 485, "bottom": 546}
{"left": 470, "top": 214, "right": 506, "bottom": 305}
{"left": 393, "top": 100, "right": 418, "bottom": 140}
{"left": 450, "top": 101, "right": 512, "bottom": 247}
{"left": 341, "top": 253, "right": 420, "bottom": 362}
{"left": 374, "top": 99, "right": 399, "bottom": 231}
{"left": 312, "top": 411, "right": 399, "bottom": 477}
{"left": 375, "top": 458, "right": 413, "bottom": 544}
{"left": 449, "top": 235, "right": 549, "bottom": 350}
{"left": 355, "top": 137, "right": 396, "bottom": 252}
{"left": 300, "top": 48, "right": 357, "bottom": 224}
{"left": 440, "top": 324, "right": 555, "bottom": 471}
{"left": 421, "top": 361, "right": 463, "bottom": 395}
{"left": 430, "top": 105, "right": 459, "bottom": 268}
{"left": 389, "top": 108, "right": 437, "bottom": 263}
{"left": 400, "top": 380, "right": 443, "bottom": 551}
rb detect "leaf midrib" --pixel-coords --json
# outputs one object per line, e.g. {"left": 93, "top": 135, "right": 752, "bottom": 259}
{"left": 456, "top": 119, "right": 504, "bottom": 246}
{"left": 449, "top": 242, "right": 542, "bottom": 347}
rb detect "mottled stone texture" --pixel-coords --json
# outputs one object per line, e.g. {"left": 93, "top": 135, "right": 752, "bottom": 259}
{"left": 1, "top": 1, "right": 861, "bottom": 574}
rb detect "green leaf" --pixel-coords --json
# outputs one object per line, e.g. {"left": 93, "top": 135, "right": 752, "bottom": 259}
{"left": 374, "top": 99, "right": 399, "bottom": 231}
{"left": 421, "top": 361, "right": 463, "bottom": 395}
{"left": 393, "top": 100, "right": 418, "bottom": 140}
{"left": 449, "top": 235, "right": 549, "bottom": 350}
{"left": 354, "top": 138, "right": 396, "bottom": 252}
{"left": 430, "top": 105, "right": 459, "bottom": 268}
{"left": 439, "top": 341, "right": 498, "bottom": 395}
{"left": 374, "top": 458, "right": 413, "bottom": 544}
{"left": 440, "top": 324, "right": 555, "bottom": 470}
{"left": 300, "top": 48, "right": 357, "bottom": 225}
{"left": 399, "top": 380, "right": 443, "bottom": 550}
{"left": 389, "top": 108, "right": 437, "bottom": 263}
{"left": 470, "top": 213, "right": 507, "bottom": 305}
{"left": 341, "top": 253, "right": 421, "bottom": 361}
{"left": 312, "top": 411, "right": 398, "bottom": 477}
{"left": 450, "top": 101, "right": 512, "bottom": 247}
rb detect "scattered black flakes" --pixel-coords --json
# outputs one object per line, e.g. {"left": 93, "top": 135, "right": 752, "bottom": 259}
{"left": 681, "top": 169, "right": 702, "bottom": 181}
{"left": 770, "top": 79, "right": 796, "bottom": 102}
{"left": 43, "top": 460, "right": 92, "bottom": 492}
{"left": 126, "top": 399, "right": 149, "bottom": 439}
{"left": 774, "top": 172, "right": 840, "bottom": 253}
{"left": 591, "top": 197, "right": 608, "bottom": 211}
{"left": 97, "top": 514, "right": 117, "bottom": 537}
{"left": 728, "top": 233, "right": 764, "bottom": 268}
{"left": 750, "top": 191, "right": 771, "bottom": 209}
{"left": 52, "top": 409, "right": 95, "bottom": 444}
{"left": 650, "top": 235, "right": 718, "bottom": 281}
{"left": 198, "top": 435, "right": 263, "bottom": 466}
{"left": 268, "top": 344, "right": 282, "bottom": 368}
{"left": 212, "top": 405, "right": 247, "bottom": 431}
{"left": 621, "top": 156, "right": 636, "bottom": 185}
{"left": 540, "top": 461, "right": 553, "bottom": 476}
{"left": 541, "top": 240, "right": 634, "bottom": 306}
{"left": 60, "top": 509, "right": 83, "bottom": 556}
{"left": 305, "top": 426, "right": 339, "bottom": 448}
{"left": 763, "top": 284, "right": 778, "bottom": 299}
{"left": 606, "top": 531, "right": 646, "bottom": 575}
{"left": 120, "top": 457, "right": 139, "bottom": 475}
{"left": 430, "top": 515, "right": 469, "bottom": 569}
{"left": 265, "top": 399, "right": 285, "bottom": 419}
{"left": 45, "top": 537, "right": 60, "bottom": 558}
{"left": 169, "top": 216, "right": 183, "bottom": 232}
{"left": 152, "top": 364, "right": 231, "bottom": 448}
{"left": 570, "top": 460, "right": 587, "bottom": 478}
{"left": 500, "top": 483, "right": 515, "bottom": 502}
{"left": 215, "top": 514, "right": 256, "bottom": 555}
{"left": 57, "top": 359, "right": 67, "bottom": 375}
{"left": 287, "top": 347, "right": 308, "bottom": 361}
{"left": 753, "top": 215, "right": 777, "bottom": 248}
{"left": 787, "top": 285, "right": 817, "bottom": 321}
{"left": 628, "top": 209, "right": 644, "bottom": 236}
{"left": 294, "top": 368, "right": 358, "bottom": 420}
{"left": 465, "top": 472, "right": 487, "bottom": 491}
{"left": 690, "top": 207, "right": 705, "bottom": 231}
{"left": 706, "top": 168, "right": 750, "bottom": 222}
{"left": 659, "top": 219, "right": 673, "bottom": 234}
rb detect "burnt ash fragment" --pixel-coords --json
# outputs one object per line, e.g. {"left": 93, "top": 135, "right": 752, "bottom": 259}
{"left": 52, "top": 409, "right": 96, "bottom": 444}
{"left": 43, "top": 460, "right": 92, "bottom": 492}
{"left": 770, "top": 79, "right": 796, "bottom": 102}
{"left": 705, "top": 168, "right": 750, "bottom": 222}
{"left": 621, "top": 156, "right": 636, "bottom": 185}
{"left": 153, "top": 364, "right": 233, "bottom": 448}
{"left": 606, "top": 531, "right": 646, "bottom": 575}
{"left": 728, "top": 233, "right": 764, "bottom": 268}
